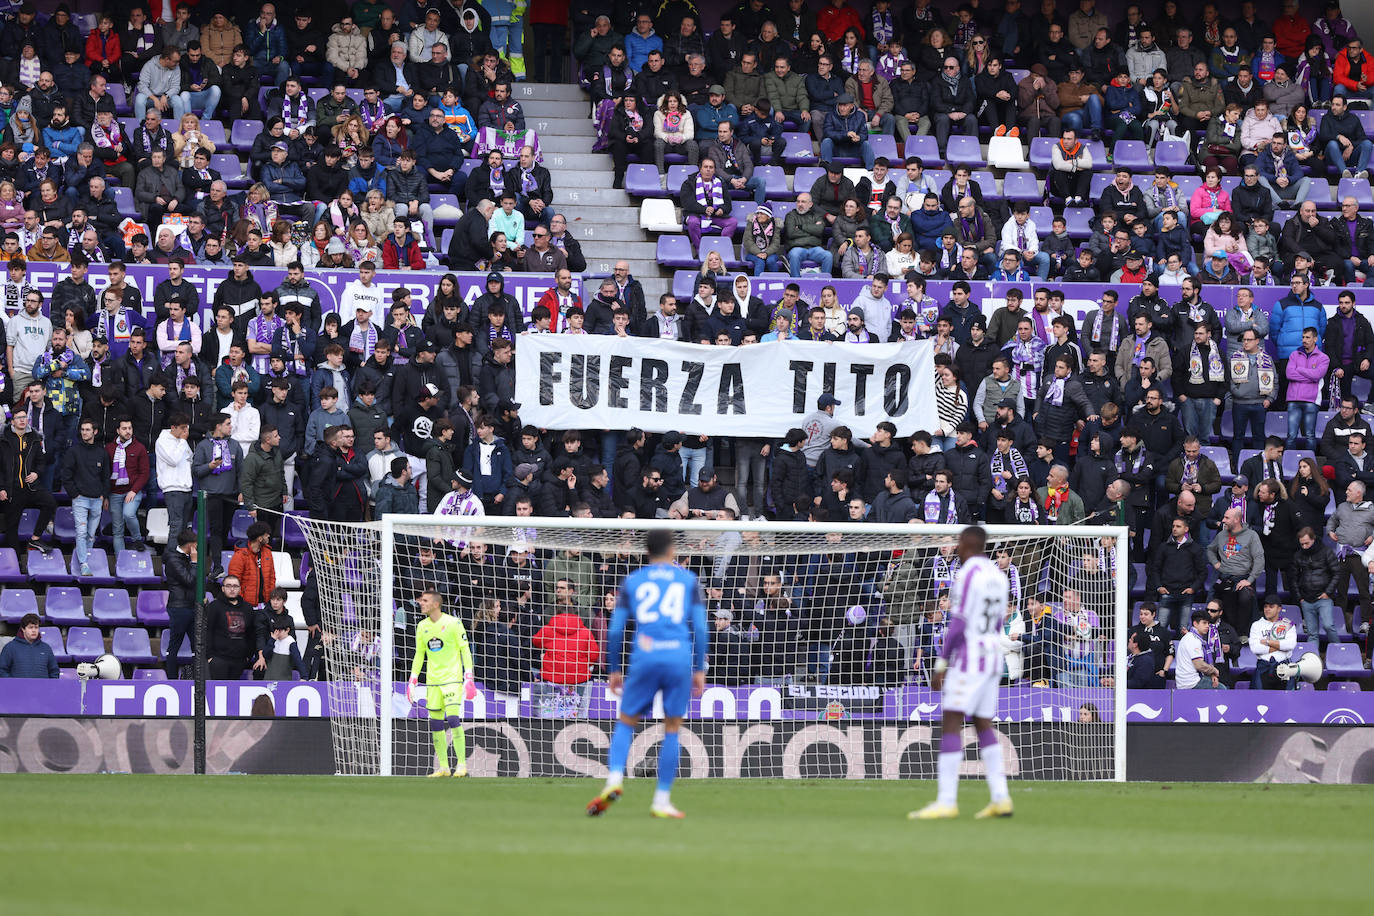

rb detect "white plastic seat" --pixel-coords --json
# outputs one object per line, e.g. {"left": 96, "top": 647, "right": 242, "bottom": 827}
{"left": 987, "top": 135, "right": 1029, "bottom": 171}
{"left": 639, "top": 198, "right": 683, "bottom": 233}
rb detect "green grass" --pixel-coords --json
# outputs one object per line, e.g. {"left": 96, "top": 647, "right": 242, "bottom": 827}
{"left": 1, "top": 777, "right": 1368, "bottom": 915}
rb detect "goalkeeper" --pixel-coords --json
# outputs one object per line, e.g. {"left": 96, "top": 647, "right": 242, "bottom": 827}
{"left": 409, "top": 591, "right": 477, "bottom": 777}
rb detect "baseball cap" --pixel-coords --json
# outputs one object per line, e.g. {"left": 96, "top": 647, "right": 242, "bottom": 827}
{"left": 422, "top": 382, "right": 440, "bottom": 398}
{"left": 486, "top": 271, "right": 503, "bottom": 284}
{"left": 1210, "top": 249, "right": 1227, "bottom": 259}
{"left": 714, "top": 608, "right": 734, "bottom": 621}
{"left": 1233, "top": 474, "right": 1249, "bottom": 487}
{"left": 836, "top": 93, "right": 855, "bottom": 104}
{"left": 1125, "top": 249, "right": 1144, "bottom": 261}
{"left": 1295, "top": 250, "right": 1313, "bottom": 261}
{"left": 699, "top": 466, "right": 716, "bottom": 480}
{"left": 708, "top": 84, "right": 726, "bottom": 95}
{"left": 498, "top": 398, "right": 521, "bottom": 412}
{"left": 997, "top": 397, "right": 1018, "bottom": 409}
{"left": 661, "top": 431, "right": 683, "bottom": 446}
{"left": 818, "top": 393, "right": 842, "bottom": 408}
{"left": 513, "top": 463, "right": 537, "bottom": 480}
{"left": 455, "top": 469, "right": 473, "bottom": 488}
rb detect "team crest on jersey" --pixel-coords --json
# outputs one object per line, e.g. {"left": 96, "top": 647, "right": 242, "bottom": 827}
{"left": 428, "top": 637, "right": 444, "bottom": 651}
{"left": 1273, "top": 621, "right": 1289, "bottom": 639}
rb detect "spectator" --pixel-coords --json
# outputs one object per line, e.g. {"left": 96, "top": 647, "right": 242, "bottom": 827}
{"left": 1207, "top": 506, "right": 1264, "bottom": 632}
{"left": 1249, "top": 596, "right": 1299, "bottom": 690}
{"left": 191, "top": 412, "right": 243, "bottom": 579}
{"left": 228, "top": 521, "right": 277, "bottom": 609}
{"left": 0, "top": 612, "right": 57, "bottom": 678}
{"left": 1147, "top": 516, "right": 1207, "bottom": 632}
{"left": 206, "top": 575, "right": 263, "bottom": 680}
{"left": 1175, "top": 608, "right": 1224, "bottom": 689}
{"left": 532, "top": 588, "right": 601, "bottom": 684}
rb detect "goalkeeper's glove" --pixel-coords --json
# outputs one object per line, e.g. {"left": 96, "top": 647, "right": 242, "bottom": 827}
{"left": 407, "top": 675, "right": 419, "bottom": 704}
{"left": 463, "top": 672, "right": 477, "bottom": 700}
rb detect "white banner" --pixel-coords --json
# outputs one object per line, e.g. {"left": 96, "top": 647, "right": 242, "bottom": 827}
{"left": 515, "top": 335, "right": 938, "bottom": 436}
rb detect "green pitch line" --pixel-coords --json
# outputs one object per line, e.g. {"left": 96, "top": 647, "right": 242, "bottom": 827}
{"left": 1, "top": 777, "right": 1365, "bottom": 916}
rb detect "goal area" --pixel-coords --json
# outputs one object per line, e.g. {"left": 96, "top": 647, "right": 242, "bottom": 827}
{"left": 290, "top": 515, "right": 1128, "bottom": 781}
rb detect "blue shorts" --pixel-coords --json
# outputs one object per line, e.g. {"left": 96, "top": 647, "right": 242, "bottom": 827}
{"left": 619, "top": 660, "right": 693, "bottom": 719}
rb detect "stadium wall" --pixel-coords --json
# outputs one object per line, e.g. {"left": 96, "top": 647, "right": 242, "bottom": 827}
{"left": 2, "top": 716, "right": 1370, "bottom": 783}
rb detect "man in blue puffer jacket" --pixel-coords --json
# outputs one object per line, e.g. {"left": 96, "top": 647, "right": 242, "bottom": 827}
{"left": 0, "top": 613, "right": 59, "bottom": 678}
{"left": 1270, "top": 272, "right": 1325, "bottom": 402}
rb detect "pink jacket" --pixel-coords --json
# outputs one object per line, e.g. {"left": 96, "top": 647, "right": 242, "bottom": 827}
{"left": 1188, "top": 185, "right": 1232, "bottom": 222}
{"left": 1285, "top": 345, "right": 1330, "bottom": 403}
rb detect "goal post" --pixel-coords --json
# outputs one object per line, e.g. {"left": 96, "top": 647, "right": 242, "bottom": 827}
{"left": 295, "top": 514, "right": 1129, "bottom": 781}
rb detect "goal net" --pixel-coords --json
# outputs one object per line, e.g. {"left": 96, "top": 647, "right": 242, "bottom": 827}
{"left": 291, "top": 515, "right": 1128, "bottom": 781}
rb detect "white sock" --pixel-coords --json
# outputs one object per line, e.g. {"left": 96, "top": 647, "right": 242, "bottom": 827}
{"left": 652, "top": 789, "right": 672, "bottom": 809}
{"left": 604, "top": 771, "right": 624, "bottom": 791}
{"left": 937, "top": 752, "right": 961, "bottom": 806}
{"left": 981, "top": 740, "right": 1010, "bottom": 803}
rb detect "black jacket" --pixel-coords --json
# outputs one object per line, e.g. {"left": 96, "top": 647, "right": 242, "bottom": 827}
{"left": 943, "top": 442, "right": 991, "bottom": 508}
{"left": 206, "top": 596, "right": 259, "bottom": 662}
{"left": 1289, "top": 540, "right": 1343, "bottom": 603}
{"left": 60, "top": 439, "right": 110, "bottom": 499}
{"left": 1146, "top": 535, "right": 1207, "bottom": 594}
{"left": 446, "top": 209, "right": 492, "bottom": 270}
{"left": 0, "top": 427, "right": 45, "bottom": 491}
{"left": 770, "top": 446, "right": 810, "bottom": 518}
{"left": 164, "top": 545, "right": 198, "bottom": 609}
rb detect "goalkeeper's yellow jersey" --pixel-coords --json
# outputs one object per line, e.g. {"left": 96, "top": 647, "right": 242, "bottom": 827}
{"left": 411, "top": 613, "right": 473, "bottom": 684}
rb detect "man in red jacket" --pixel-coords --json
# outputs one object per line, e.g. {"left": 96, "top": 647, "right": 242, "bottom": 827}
{"left": 1273, "top": 0, "right": 1312, "bottom": 61}
{"left": 535, "top": 268, "right": 580, "bottom": 332}
{"left": 381, "top": 217, "right": 425, "bottom": 270}
{"left": 817, "top": 0, "right": 864, "bottom": 42}
{"left": 532, "top": 578, "right": 602, "bottom": 685}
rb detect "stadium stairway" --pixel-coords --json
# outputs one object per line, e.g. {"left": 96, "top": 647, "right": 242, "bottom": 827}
{"left": 513, "top": 82, "right": 670, "bottom": 301}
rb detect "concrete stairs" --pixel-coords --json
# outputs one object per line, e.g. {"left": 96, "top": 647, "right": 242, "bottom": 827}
{"left": 512, "top": 82, "right": 670, "bottom": 302}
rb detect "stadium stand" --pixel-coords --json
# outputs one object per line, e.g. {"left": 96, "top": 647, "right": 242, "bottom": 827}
{"left": 0, "top": 0, "right": 1369, "bottom": 698}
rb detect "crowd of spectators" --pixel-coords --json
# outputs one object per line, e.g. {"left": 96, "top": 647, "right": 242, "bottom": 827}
{"left": 0, "top": 1, "right": 1368, "bottom": 693}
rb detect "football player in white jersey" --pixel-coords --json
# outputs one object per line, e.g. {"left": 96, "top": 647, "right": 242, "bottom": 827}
{"left": 910, "top": 526, "right": 1015, "bottom": 820}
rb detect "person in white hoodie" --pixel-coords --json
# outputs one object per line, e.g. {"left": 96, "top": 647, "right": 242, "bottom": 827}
{"left": 156, "top": 413, "right": 195, "bottom": 539}
{"left": 226, "top": 380, "right": 261, "bottom": 452}
{"left": 849, "top": 274, "right": 896, "bottom": 341}
{"left": 6, "top": 289, "right": 52, "bottom": 399}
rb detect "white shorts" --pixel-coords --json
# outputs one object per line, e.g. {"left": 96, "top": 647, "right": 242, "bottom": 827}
{"left": 942, "top": 665, "right": 1001, "bottom": 719}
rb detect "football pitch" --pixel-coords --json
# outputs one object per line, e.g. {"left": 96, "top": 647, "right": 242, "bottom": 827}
{"left": 2, "top": 776, "right": 1366, "bottom": 915}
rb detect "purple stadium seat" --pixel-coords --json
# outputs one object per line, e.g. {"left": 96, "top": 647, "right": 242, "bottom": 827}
{"left": 1173, "top": 175, "right": 1202, "bottom": 199}
{"left": 1219, "top": 175, "right": 1241, "bottom": 196}
{"left": 283, "top": 512, "right": 308, "bottom": 549}
{"left": 902, "top": 134, "right": 942, "bottom": 168}
{"left": 1084, "top": 140, "right": 1109, "bottom": 170}
{"left": 1003, "top": 171, "right": 1043, "bottom": 203}
{"left": 970, "top": 170, "right": 996, "bottom": 196}
{"left": 698, "top": 236, "right": 742, "bottom": 269}
{"left": 66, "top": 626, "right": 105, "bottom": 663}
{"left": 298, "top": 551, "right": 312, "bottom": 584}
{"left": 944, "top": 135, "right": 983, "bottom": 169}
{"left": 213, "top": 153, "right": 248, "bottom": 188}
{"left": 107, "top": 82, "right": 130, "bottom": 114}
{"left": 780, "top": 132, "right": 815, "bottom": 165}
{"left": 41, "top": 627, "right": 68, "bottom": 662}
{"left": 1264, "top": 412, "right": 1288, "bottom": 437}
{"left": 0, "top": 548, "right": 24, "bottom": 584}
{"left": 656, "top": 234, "right": 696, "bottom": 268}
{"left": 1153, "top": 140, "right": 1190, "bottom": 172}
{"left": 230, "top": 509, "right": 255, "bottom": 544}
{"left": 199, "top": 119, "right": 227, "bottom": 145}
{"left": 1089, "top": 172, "right": 1114, "bottom": 199}
{"left": 1326, "top": 643, "right": 1370, "bottom": 678}
{"left": 160, "top": 629, "right": 194, "bottom": 665}
{"left": 29, "top": 548, "right": 72, "bottom": 584}
{"left": 869, "top": 134, "right": 900, "bottom": 163}
{"left": 92, "top": 588, "right": 135, "bottom": 625}
{"left": 1327, "top": 681, "right": 1362, "bottom": 692}
{"left": 1028, "top": 136, "right": 1055, "bottom": 171}
{"left": 1304, "top": 177, "right": 1337, "bottom": 210}
{"left": 1357, "top": 110, "right": 1374, "bottom": 134}
{"left": 345, "top": 88, "right": 364, "bottom": 104}
{"left": 112, "top": 627, "right": 157, "bottom": 665}
{"left": 1282, "top": 450, "right": 1314, "bottom": 477}
{"left": 54, "top": 506, "right": 75, "bottom": 545}
{"left": 45, "top": 587, "right": 87, "bottom": 626}
{"left": 625, "top": 164, "right": 664, "bottom": 197}
{"left": 1028, "top": 205, "right": 1054, "bottom": 228}
{"left": 72, "top": 547, "right": 117, "bottom": 585}
{"left": 16, "top": 508, "right": 37, "bottom": 542}
{"left": 115, "top": 550, "right": 160, "bottom": 585}
{"left": 665, "top": 162, "right": 697, "bottom": 186}
{"left": 0, "top": 587, "right": 37, "bottom": 623}
{"left": 430, "top": 194, "right": 461, "bottom": 225}
{"left": 136, "top": 590, "right": 170, "bottom": 626}
{"left": 753, "top": 165, "right": 789, "bottom": 198}
{"left": 119, "top": 117, "right": 139, "bottom": 140}
{"left": 789, "top": 166, "right": 822, "bottom": 196}
{"left": 1234, "top": 646, "right": 1257, "bottom": 674}
{"left": 1062, "top": 206, "right": 1094, "bottom": 239}
{"left": 1113, "top": 140, "right": 1151, "bottom": 172}
{"left": 135, "top": 668, "right": 169, "bottom": 681}
{"left": 230, "top": 119, "right": 264, "bottom": 152}
{"left": 1201, "top": 446, "right": 1233, "bottom": 481}
{"left": 111, "top": 185, "right": 136, "bottom": 218}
